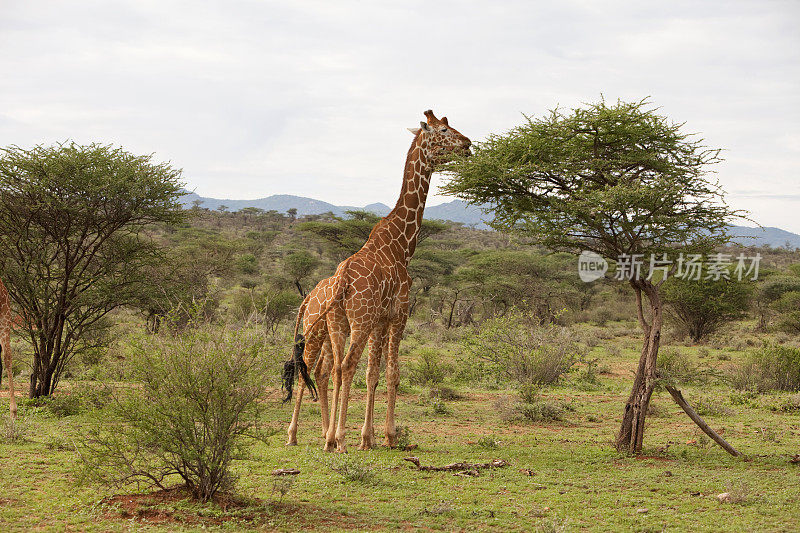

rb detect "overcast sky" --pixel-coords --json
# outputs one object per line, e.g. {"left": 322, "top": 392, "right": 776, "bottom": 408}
{"left": 1, "top": 1, "right": 798, "bottom": 231}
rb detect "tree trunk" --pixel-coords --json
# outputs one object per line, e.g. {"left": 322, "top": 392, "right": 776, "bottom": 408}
{"left": 29, "top": 341, "right": 61, "bottom": 398}
{"left": 616, "top": 280, "right": 663, "bottom": 454}
{"left": 665, "top": 385, "right": 741, "bottom": 457}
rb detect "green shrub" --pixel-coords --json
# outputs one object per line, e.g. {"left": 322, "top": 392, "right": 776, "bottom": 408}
{"left": 427, "top": 395, "right": 451, "bottom": 416}
{"left": 319, "top": 452, "right": 379, "bottom": 484}
{"left": 47, "top": 393, "right": 83, "bottom": 417}
{"left": 406, "top": 348, "right": 450, "bottom": 386}
{"left": 778, "top": 393, "right": 800, "bottom": 412}
{"left": 395, "top": 425, "right": 412, "bottom": 449}
{"left": 473, "top": 435, "right": 501, "bottom": 449}
{"left": 657, "top": 348, "right": 701, "bottom": 386}
{"left": 1, "top": 418, "right": 26, "bottom": 443}
{"left": 45, "top": 384, "right": 112, "bottom": 417}
{"left": 230, "top": 287, "right": 301, "bottom": 332}
{"left": 463, "top": 313, "right": 582, "bottom": 401}
{"left": 730, "top": 343, "right": 800, "bottom": 392}
{"left": 520, "top": 400, "right": 564, "bottom": 422}
{"left": 428, "top": 385, "right": 462, "bottom": 401}
{"left": 492, "top": 394, "right": 566, "bottom": 423}
{"left": 692, "top": 396, "right": 733, "bottom": 417}
{"left": 79, "top": 326, "right": 272, "bottom": 502}
{"left": 662, "top": 276, "right": 751, "bottom": 342}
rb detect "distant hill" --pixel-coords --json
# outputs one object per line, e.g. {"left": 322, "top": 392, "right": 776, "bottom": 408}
{"left": 727, "top": 225, "right": 800, "bottom": 249}
{"left": 179, "top": 191, "right": 800, "bottom": 249}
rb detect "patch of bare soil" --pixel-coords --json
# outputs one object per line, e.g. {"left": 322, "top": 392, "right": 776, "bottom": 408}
{"left": 102, "top": 486, "right": 370, "bottom": 529}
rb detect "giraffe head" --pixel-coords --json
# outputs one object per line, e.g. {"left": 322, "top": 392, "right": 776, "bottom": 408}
{"left": 409, "top": 110, "right": 471, "bottom": 166}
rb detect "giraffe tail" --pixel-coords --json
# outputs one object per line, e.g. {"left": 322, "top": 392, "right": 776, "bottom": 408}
{"left": 282, "top": 295, "right": 317, "bottom": 403}
{"left": 282, "top": 260, "right": 351, "bottom": 404}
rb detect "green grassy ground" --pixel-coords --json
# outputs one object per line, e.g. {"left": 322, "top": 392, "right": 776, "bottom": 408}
{"left": 1, "top": 324, "right": 799, "bottom": 532}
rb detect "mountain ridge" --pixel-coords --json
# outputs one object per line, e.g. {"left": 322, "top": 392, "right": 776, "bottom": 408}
{"left": 179, "top": 191, "right": 800, "bottom": 249}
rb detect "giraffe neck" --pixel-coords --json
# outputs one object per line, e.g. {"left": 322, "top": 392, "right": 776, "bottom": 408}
{"left": 380, "top": 133, "right": 433, "bottom": 264}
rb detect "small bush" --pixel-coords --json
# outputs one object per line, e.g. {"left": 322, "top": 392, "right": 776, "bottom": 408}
{"left": 692, "top": 396, "right": 733, "bottom": 417}
{"left": 47, "top": 393, "right": 83, "bottom": 417}
{"left": 407, "top": 348, "right": 449, "bottom": 386}
{"left": 730, "top": 343, "right": 800, "bottom": 392}
{"left": 779, "top": 393, "right": 800, "bottom": 412}
{"left": 320, "top": 453, "right": 379, "bottom": 484}
{"left": 1, "top": 418, "right": 26, "bottom": 443}
{"left": 271, "top": 477, "right": 296, "bottom": 503}
{"left": 521, "top": 400, "right": 564, "bottom": 422}
{"left": 428, "top": 385, "right": 462, "bottom": 401}
{"left": 729, "top": 390, "right": 758, "bottom": 407}
{"left": 44, "top": 434, "right": 72, "bottom": 451}
{"left": 473, "top": 435, "right": 501, "bottom": 449}
{"left": 494, "top": 395, "right": 522, "bottom": 423}
{"left": 395, "top": 425, "right": 413, "bottom": 449}
{"left": 80, "top": 326, "right": 272, "bottom": 502}
{"left": 657, "top": 348, "right": 701, "bottom": 386}
{"left": 463, "top": 313, "right": 583, "bottom": 402}
{"left": 492, "top": 394, "right": 565, "bottom": 423}
{"left": 605, "top": 344, "right": 622, "bottom": 358}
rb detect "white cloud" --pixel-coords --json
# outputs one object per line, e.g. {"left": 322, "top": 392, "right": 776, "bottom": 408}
{"left": 1, "top": 0, "right": 798, "bottom": 230}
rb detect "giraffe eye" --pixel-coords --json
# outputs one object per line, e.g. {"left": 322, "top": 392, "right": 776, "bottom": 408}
{"left": 441, "top": 128, "right": 448, "bottom": 133}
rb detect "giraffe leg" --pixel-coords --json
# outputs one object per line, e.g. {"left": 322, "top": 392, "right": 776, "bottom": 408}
{"left": 324, "top": 312, "right": 348, "bottom": 452}
{"left": 384, "top": 322, "right": 405, "bottom": 447}
{"left": 317, "top": 337, "right": 333, "bottom": 438}
{"left": 1, "top": 335, "right": 15, "bottom": 419}
{"left": 359, "top": 323, "right": 388, "bottom": 450}
{"left": 287, "top": 330, "right": 325, "bottom": 446}
{"left": 331, "top": 328, "right": 371, "bottom": 453}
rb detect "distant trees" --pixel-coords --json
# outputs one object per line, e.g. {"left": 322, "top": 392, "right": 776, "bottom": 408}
{"left": 0, "top": 142, "right": 185, "bottom": 397}
{"left": 300, "top": 210, "right": 447, "bottom": 261}
{"left": 756, "top": 268, "right": 800, "bottom": 334}
{"left": 444, "top": 98, "right": 741, "bottom": 453}
{"left": 663, "top": 277, "right": 751, "bottom": 342}
{"left": 133, "top": 227, "right": 237, "bottom": 331}
{"left": 299, "top": 210, "right": 380, "bottom": 260}
{"left": 283, "top": 250, "right": 320, "bottom": 297}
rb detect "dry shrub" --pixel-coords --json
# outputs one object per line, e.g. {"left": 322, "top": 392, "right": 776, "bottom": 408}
{"left": 79, "top": 326, "right": 273, "bottom": 502}
{"left": 729, "top": 343, "right": 800, "bottom": 392}
{"left": 656, "top": 348, "right": 703, "bottom": 386}
{"left": 463, "top": 312, "right": 583, "bottom": 401}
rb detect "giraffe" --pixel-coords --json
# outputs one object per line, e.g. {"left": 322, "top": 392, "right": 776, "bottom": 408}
{"left": 283, "top": 110, "right": 471, "bottom": 451}
{"left": 284, "top": 274, "right": 391, "bottom": 449}
{"left": 0, "top": 278, "right": 18, "bottom": 418}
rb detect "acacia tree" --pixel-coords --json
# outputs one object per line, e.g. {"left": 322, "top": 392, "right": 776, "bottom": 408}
{"left": 283, "top": 250, "right": 320, "bottom": 297}
{"left": 662, "top": 277, "right": 751, "bottom": 342}
{"left": 0, "top": 142, "right": 185, "bottom": 397}
{"left": 443, "top": 99, "right": 740, "bottom": 453}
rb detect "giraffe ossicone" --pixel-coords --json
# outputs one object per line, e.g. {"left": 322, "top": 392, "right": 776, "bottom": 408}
{"left": 284, "top": 109, "right": 471, "bottom": 451}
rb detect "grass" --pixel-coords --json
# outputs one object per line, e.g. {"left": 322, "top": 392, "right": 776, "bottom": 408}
{"left": 1, "top": 320, "right": 799, "bottom": 531}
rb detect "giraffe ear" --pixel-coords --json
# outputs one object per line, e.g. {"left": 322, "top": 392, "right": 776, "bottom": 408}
{"left": 419, "top": 121, "right": 430, "bottom": 131}
{"left": 441, "top": 116, "right": 448, "bottom": 126}
{"left": 407, "top": 127, "right": 421, "bottom": 135}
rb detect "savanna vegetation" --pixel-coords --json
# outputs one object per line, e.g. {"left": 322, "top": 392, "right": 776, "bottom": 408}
{"left": 2, "top": 114, "right": 800, "bottom": 531}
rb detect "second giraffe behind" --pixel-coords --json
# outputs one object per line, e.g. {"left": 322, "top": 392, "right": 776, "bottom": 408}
{"left": 283, "top": 110, "right": 471, "bottom": 452}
